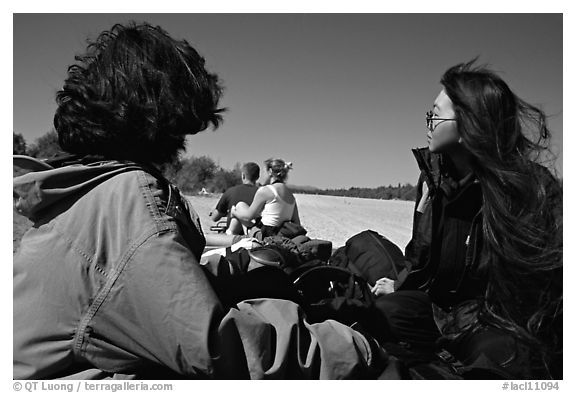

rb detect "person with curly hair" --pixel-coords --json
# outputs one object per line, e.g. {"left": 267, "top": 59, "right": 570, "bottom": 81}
{"left": 370, "top": 60, "right": 562, "bottom": 379}
{"left": 13, "top": 22, "right": 383, "bottom": 379}
{"left": 54, "top": 24, "right": 224, "bottom": 164}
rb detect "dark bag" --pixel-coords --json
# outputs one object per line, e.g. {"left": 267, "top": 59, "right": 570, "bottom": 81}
{"left": 292, "top": 265, "right": 391, "bottom": 342}
{"left": 201, "top": 248, "right": 305, "bottom": 309}
{"left": 373, "top": 290, "right": 441, "bottom": 350}
{"left": 330, "top": 230, "right": 407, "bottom": 285}
{"left": 211, "top": 266, "right": 305, "bottom": 308}
{"left": 292, "top": 236, "right": 333, "bottom": 262}
{"left": 278, "top": 221, "right": 308, "bottom": 238}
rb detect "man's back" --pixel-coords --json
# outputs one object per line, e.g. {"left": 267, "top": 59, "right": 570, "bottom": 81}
{"left": 13, "top": 163, "right": 214, "bottom": 378}
{"left": 215, "top": 183, "right": 258, "bottom": 226}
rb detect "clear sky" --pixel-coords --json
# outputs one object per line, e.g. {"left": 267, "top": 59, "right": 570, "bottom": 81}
{"left": 13, "top": 13, "right": 563, "bottom": 188}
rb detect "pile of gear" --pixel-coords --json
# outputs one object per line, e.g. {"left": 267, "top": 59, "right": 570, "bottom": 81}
{"left": 200, "top": 227, "right": 503, "bottom": 379}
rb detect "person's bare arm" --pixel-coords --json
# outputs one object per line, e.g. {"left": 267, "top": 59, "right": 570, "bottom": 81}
{"left": 232, "top": 188, "right": 269, "bottom": 221}
{"left": 211, "top": 192, "right": 230, "bottom": 222}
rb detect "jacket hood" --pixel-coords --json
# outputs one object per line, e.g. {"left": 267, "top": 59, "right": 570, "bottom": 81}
{"left": 14, "top": 160, "right": 144, "bottom": 221}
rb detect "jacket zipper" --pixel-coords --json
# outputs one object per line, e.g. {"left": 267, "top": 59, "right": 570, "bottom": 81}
{"left": 464, "top": 209, "right": 482, "bottom": 268}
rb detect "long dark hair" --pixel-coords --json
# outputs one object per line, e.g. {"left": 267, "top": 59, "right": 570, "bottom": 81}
{"left": 441, "top": 60, "right": 562, "bottom": 374}
{"left": 54, "top": 22, "right": 225, "bottom": 165}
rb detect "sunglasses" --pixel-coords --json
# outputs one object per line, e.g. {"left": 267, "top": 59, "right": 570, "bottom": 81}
{"left": 426, "top": 110, "right": 456, "bottom": 132}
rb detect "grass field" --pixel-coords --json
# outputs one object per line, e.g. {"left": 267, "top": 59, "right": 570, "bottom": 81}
{"left": 13, "top": 193, "right": 415, "bottom": 254}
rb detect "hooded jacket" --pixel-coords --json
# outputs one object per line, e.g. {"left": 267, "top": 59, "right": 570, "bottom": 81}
{"left": 13, "top": 159, "right": 382, "bottom": 379}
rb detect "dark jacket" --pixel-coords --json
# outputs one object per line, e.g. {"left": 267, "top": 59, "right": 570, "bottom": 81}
{"left": 400, "top": 147, "right": 486, "bottom": 310}
{"left": 396, "top": 148, "right": 562, "bottom": 379}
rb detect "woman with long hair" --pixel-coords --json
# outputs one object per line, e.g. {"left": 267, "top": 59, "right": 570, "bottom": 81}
{"left": 371, "top": 60, "right": 562, "bottom": 379}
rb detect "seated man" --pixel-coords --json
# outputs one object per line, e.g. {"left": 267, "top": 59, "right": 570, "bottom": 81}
{"left": 210, "top": 162, "right": 260, "bottom": 234}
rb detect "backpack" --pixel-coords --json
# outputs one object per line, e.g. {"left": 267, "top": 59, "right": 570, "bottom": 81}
{"left": 329, "top": 230, "right": 407, "bottom": 286}
{"left": 292, "top": 265, "right": 391, "bottom": 342}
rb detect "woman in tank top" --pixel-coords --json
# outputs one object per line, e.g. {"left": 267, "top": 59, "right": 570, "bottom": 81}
{"left": 231, "top": 158, "right": 300, "bottom": 238}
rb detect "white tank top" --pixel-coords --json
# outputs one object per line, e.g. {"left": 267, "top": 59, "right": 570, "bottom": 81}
{"left": 260, "top": 185, "right": 296, "bottom": 227}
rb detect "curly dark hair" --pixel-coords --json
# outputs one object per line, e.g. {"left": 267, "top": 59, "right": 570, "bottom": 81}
{"left": 440, "top": 60, "right": 562, "bottom": 376}
{"left": 54, "top": 22, "right": 225, "bottom": 164}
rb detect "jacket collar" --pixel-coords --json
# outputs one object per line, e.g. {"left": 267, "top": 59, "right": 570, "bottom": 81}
{"left": 412, "top": 147, "right": 442, "bottom": 194}
{"left": 412, "top": 147, "right": 478, "bottom": 200}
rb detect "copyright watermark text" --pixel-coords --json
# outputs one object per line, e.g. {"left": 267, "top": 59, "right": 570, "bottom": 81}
{"left": 13, "top": 381, "right": 173, "bottom": 393}
{"left": 501, "top": 381, "right": 560, "bottom": 391}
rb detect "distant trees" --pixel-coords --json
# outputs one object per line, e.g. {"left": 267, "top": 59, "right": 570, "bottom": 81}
{"left": 26, "top": 129, "right": 64, "bottom": 159}
{"left": 211, "top": 166, "right": 242, "bottom": 193}
{"left": 292, "top": 183, "right": 417, "bottom": 201}
{"left": 173, "top": 157, "right": 243, "bottom": 194}
{"left": 173, "top": 156, "right": 217, "bottom": 193}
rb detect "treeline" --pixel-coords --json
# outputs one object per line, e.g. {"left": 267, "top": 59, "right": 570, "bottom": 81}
{"left": 14, "top": 130, "right": 416, "bottom": 201}
{"left": 163, "top": 156, "right": 243, "bottom": 194}
{"left": 291, "top": 184, "right": 417, "bottom": 201}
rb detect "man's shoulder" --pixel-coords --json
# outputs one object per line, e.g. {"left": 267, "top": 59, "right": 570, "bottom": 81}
{"left": 229, "top": 183, "right": 256, "bottom": 194}
{"left": 221, "top": 184, "right": 239, "bottom": 198}
{"left": 227, "top": 184, "right": 258, "bottom": 205}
